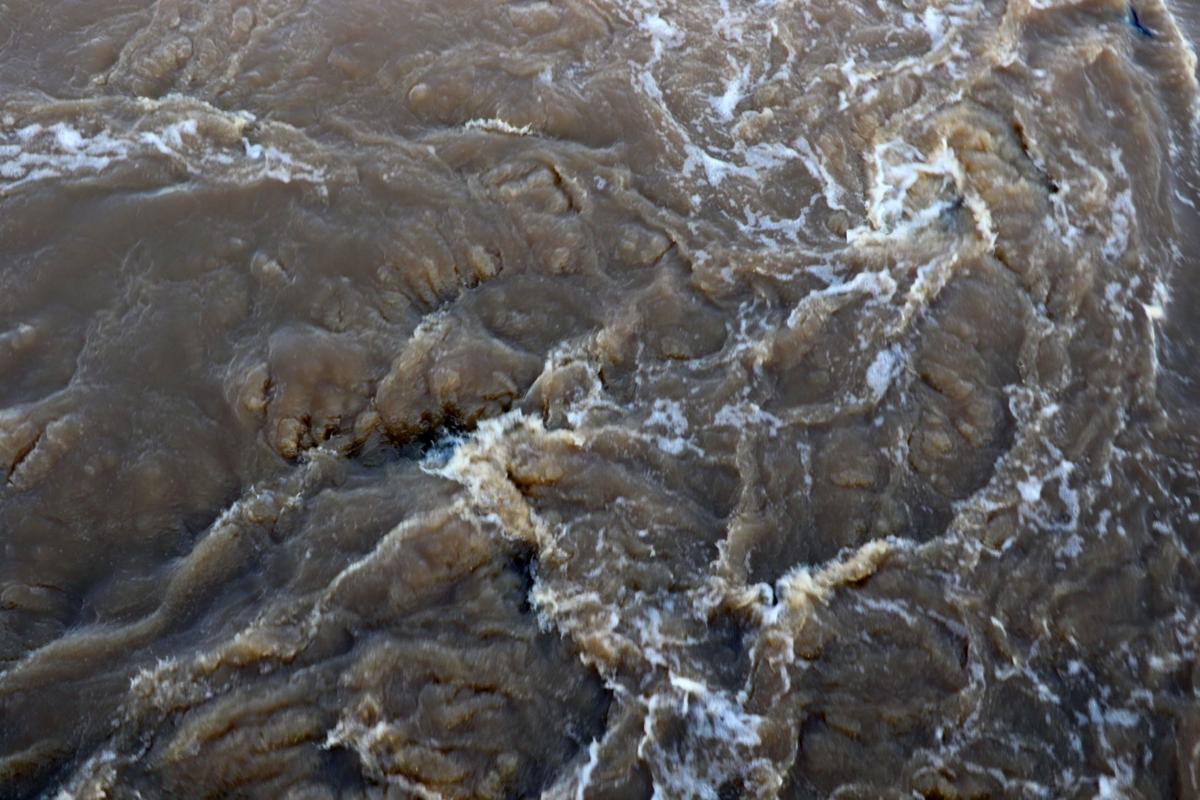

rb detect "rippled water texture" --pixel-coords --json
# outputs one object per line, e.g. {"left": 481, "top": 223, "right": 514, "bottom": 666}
{"left": 2, "top": 0, "right": 1200, "bottom": 797}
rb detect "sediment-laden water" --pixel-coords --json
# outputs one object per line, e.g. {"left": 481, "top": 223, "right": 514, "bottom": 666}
{"left": 2, "top": 0, "right": 1200, "bottom": 797}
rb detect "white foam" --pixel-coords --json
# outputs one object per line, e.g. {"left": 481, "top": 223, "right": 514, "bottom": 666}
{"left": 865, "top": 346, "right": 903, "bottom": 400}
{"left": 644, "top": 398, "right": 691, "bottom": 455}
{"left": 574, "top": 739, "right": 602, "bottom": 800}
{"left": 847, "top": 138, "right": 995, "bottom": 249}
{"left": 794, "top": 136, "right": 847, "bottom": 211}
{"left": 640, "top": 14, "right": 684, "bottom": 49}
{"left": 1, "top": 102, "right": 327, "bottom": 194}
{"left": 710, "top": 64, "right": 748, "bottom": 121}
{"left": 463, "top": 117, "right": 534, "bottom": 136}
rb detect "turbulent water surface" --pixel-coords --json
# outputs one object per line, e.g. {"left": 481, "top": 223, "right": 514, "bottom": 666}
{"left": 2, "top": 0, "right": 1200, "bottom": 797}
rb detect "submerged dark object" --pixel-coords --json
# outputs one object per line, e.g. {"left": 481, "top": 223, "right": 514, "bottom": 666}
{"left": 1130, "top": 4, "right": 1156, "bottom": 38}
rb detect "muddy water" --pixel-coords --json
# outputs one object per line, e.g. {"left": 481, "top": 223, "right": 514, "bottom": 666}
{"left": 1, "top": 0, "right": 1199, "bottom": 797}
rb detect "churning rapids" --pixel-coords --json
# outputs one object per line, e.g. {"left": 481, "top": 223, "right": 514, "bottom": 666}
{"left": 2, "top": 0, "right": 1200, "bottom": 797}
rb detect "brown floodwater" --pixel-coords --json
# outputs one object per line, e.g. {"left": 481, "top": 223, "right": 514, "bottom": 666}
{"left": 1, "top": 0, "right": 1199, "bottom": 797}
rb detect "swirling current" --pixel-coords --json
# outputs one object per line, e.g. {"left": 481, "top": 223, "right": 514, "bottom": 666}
{"left": 2, "top": 0, "right": 1200, "bottom": 797}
